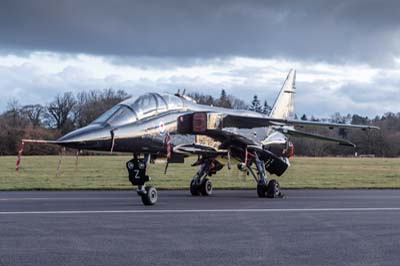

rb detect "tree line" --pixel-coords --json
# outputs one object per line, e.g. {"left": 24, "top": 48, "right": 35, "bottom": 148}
{"left": 189, "top": 90, "right": 271, "bottom": 114}
{"left": 291, "top": 112, "right": 400, "bottom": 157}
{"left": 0, "top": 89, "right": 128, "bottom": 155}
{"left": 0, "top": 88, "right": 399, "bottom": 157}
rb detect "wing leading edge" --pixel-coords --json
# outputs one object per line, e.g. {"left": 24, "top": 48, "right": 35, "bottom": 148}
{"left": 221, "top": 114, "right": 380, "bottom": 131}
{"left": 274, "top": 127, "right": 356, "bottom": 147}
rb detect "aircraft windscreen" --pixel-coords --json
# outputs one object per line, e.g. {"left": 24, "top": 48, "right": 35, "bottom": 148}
{"left": 92, "top": 105, "right": 120, "bottom": 124}
{"left": 92, "top": 105, "right": 137, "bottom": 126}
{"left": 106, "top": 106, "right": 137, "bottom": 126}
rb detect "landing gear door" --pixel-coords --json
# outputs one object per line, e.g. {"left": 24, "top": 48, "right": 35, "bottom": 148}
{"left": 127, "top": 159, "right": 150, "bottom": 186}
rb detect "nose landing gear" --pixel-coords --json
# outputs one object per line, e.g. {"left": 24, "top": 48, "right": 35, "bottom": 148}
{"left": 127, "top": 155, "right": 158, "bottom": 206}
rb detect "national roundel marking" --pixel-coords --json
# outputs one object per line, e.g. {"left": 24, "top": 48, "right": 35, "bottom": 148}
{"left": 159, "top": 121, "right": 166, "bottom": 135}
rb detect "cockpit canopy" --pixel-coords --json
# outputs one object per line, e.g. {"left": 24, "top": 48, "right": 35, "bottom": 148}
{"left": 92, "top": 93, "right": 184, "bottom": 127}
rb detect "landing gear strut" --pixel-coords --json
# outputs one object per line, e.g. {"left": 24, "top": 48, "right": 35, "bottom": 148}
{"left": 247, "top": 153, "right": 283, "bottom": 198}
{"left": 127, "top": 155, "right": 158, "bottom": 205}
{"left": 189, "top": 157, "right": 223, "bottom": 196}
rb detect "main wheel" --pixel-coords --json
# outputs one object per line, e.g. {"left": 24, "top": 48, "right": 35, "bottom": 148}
{"left": 200, "top": 178, "right": 212, "bottom": 196}
{"left": 190, "top": 179, "right": 200, "bottom": 196}
{"left": 266, "top": 179, "right": 281, "bottom": 198}
{"left": 257, "top": 182, "right": 267, "bottom": 198}
{"left": 141, "top": 186, "right": 158, "bottom": 205}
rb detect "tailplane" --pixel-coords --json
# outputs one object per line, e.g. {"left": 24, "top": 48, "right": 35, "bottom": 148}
{"left": 269, "top": 69, "right": 296, "bottom": 119}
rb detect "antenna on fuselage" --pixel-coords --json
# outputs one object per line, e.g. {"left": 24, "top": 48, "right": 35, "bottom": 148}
{"left": 174, "top": 89, "right": 186, "bottom": 97}
{"left": 175, "top": 88, "right": 196, "bottom": 103}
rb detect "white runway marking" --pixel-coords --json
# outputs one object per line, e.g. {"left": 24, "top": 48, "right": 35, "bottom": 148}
{"left": 2, "top": 195, "right": 400, "bottom": 202}
{"left": 0, "top": 197, "right": 133, "bottom": 201}
{"left": 1, "top": 207, "right": 400, "bottom": 215}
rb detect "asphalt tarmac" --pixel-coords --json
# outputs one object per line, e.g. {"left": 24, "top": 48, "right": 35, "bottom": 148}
{"left": 1, "top": 189, "right": 400, "bottom": 266}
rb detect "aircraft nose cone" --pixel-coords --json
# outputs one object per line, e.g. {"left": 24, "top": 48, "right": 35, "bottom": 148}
{"left": 57, "top": 124, "right": 112, "bottom": 150}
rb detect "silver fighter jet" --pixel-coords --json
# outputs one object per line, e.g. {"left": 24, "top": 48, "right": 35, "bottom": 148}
{"left": 20, "top": 70, "right": 379, "bottom": 205}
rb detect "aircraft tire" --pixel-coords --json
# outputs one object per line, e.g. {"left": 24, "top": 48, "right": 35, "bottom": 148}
{"left": 257, "top": 183, "right": 267, "bottom": 198}
{"left": 141, "top": 186, "right": 158, "bottom": 205}
{"left": 266, "top": 179, "right": 280, "bottom": 198}
{"left": 190, "top": 180, "right": 201, "bottom": 196}
{"left": 200, "top": 178, "right": 212, "bottom": 196}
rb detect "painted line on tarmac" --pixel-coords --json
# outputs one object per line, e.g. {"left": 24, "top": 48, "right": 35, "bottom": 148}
{"left": 0, "top": 197, "right": 134, "bottom": 201}
{"left": 2, "top": 196, "right": 400, "bottom": 202}
{"left": 1, "top": 207, "right": 400, "bottom": 215}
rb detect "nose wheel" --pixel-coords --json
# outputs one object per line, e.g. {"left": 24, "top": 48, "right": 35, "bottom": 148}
{"left": 127, "top": 156, "right": 158, "bottom": 206}
{"left": 138, "top": 186, "right": 158, "bottom": 205}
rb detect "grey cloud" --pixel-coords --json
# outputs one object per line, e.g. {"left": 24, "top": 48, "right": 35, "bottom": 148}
{"left": 0, "top": 60, "right": 398, "bottom": 117}
{"left": 294, "top": 78, "right": 400, "bottom": 117}
{"left": 105, "top": 56, "right": 232, "bottom": 70}
{"left": 338, "top": 80, "right": 400, "bottom": 103}
{"left": 1, "top": 0, "right": 400, "bottom": 66}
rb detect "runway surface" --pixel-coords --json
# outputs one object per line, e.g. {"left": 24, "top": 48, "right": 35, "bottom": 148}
{"left": 1, "top": 189, "right": 400, "bottom": 266}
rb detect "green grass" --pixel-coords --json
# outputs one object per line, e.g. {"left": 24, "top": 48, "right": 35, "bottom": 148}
{"left": 1, "top": 156, "right": 399, "bottom": 190}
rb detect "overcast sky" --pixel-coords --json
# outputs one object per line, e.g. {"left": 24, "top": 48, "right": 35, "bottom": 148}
{"left": 0, "top": 0, "right": 399, "bottom": 117}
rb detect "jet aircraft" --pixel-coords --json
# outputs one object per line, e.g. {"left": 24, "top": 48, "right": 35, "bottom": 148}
{"left": 19, "top": 70, "right": 379, "bottom": 205}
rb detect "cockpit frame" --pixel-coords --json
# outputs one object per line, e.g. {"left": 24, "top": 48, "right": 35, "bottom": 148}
{"left": 92, "top": 93, "right": 185, "bottom": 127}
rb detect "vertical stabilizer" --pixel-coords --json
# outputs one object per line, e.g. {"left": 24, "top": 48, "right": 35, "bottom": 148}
{"left": 269, "top": 69, "right": 296, "bottom": 119}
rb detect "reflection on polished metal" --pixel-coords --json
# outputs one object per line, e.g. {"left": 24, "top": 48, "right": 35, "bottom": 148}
{"left": 18, "top": 70, "right": 380, "bottom": 206}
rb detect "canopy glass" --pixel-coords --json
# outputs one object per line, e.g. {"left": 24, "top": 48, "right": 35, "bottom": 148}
{"left": 92, "top": 93, "right": 184, "bottom": 127}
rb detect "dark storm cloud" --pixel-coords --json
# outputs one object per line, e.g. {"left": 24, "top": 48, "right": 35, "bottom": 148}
{"left": 1, "top": 0, "right": 400, "bottom": 65}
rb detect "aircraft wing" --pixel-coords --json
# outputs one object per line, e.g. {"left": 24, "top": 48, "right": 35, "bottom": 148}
{"left": 180, "top": 112, "right": 379, "bottom": 131}
{"left": 222, "top": 115, "right": 379, "bottom": 130}
{"left": 267, "top": 118, "right": 380, "bottom": 130}
{"left": 274, "top": 127, "right": 356, "bottom": 147}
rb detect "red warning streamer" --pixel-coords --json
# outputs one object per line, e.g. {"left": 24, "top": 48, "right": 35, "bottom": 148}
{"left": 244, "top": 147, "right": 255, "bottom": 166}
{"left": 16, "top": 141, "right": 25, "bottom": 171}
{"left": 165, "top": 132, "right": 171, "bottom": 160}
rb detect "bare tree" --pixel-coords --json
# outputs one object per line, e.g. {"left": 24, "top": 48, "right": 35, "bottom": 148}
{"left": 74, "top": 88, "right": 129, "bottom": 127}
{"left": 21, "top": 104, "right": 44, "bottom": 127}
{"left": 46, "top": 92, "right": 76, "bottom": 133}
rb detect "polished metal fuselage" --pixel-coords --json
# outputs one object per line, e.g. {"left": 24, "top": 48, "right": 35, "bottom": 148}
{"left": 57, "top": 98, "right": 273, "bottom": 156}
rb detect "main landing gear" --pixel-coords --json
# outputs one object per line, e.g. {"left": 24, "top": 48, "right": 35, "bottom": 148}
{"left": 256, "top": 179, "right": 281, "bottom": 198}
{"left": 190, "top": 157, "right": 224, "bottom": 196}
{"left": 127, "top": 155, "right": 158, "bottom": 205}
{"left": 247, "top": 153, "right": 283, "bottom": 198}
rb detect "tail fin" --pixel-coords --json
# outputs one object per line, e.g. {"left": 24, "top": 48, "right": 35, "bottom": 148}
{"left": 269, "top": 69, "right": 296, "bottom": 119}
